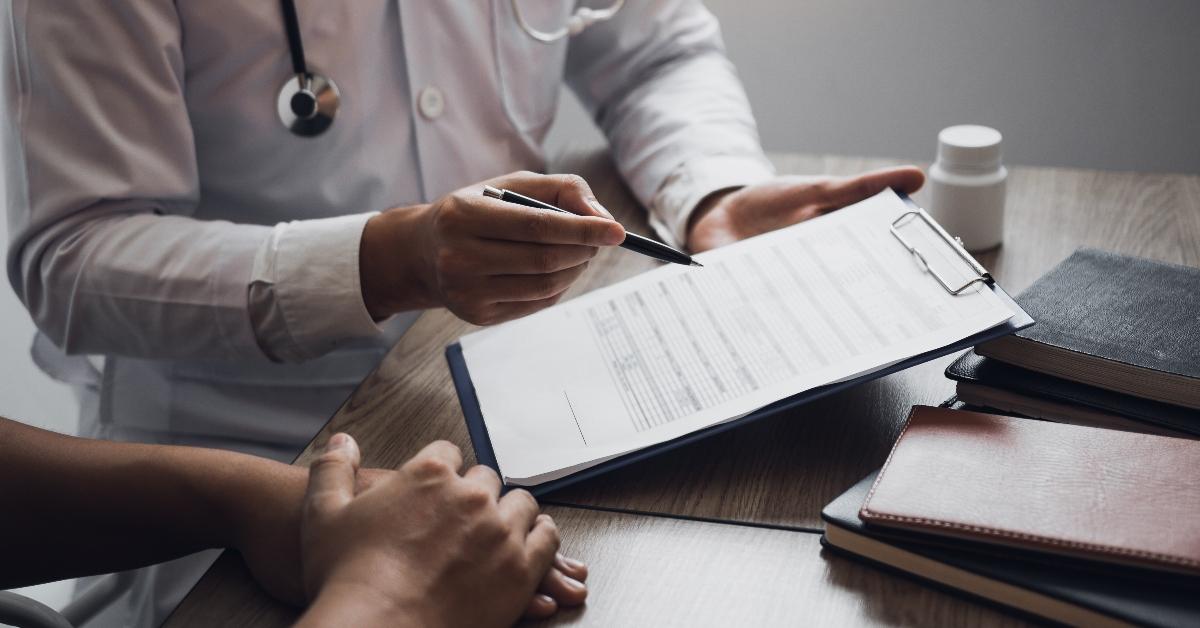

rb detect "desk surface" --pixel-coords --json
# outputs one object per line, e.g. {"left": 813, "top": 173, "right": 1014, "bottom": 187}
{"left": 166, "top": 150, "right": 1200, "bottom": 627}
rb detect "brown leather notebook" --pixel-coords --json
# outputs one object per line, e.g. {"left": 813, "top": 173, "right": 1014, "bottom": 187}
{"left": 860, "top": 406, "right": 1200, "bottom": 576}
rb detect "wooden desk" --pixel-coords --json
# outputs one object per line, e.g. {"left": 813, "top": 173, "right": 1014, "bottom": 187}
{"left": 166, "top": 150, "right": 1200, "bottom": 627}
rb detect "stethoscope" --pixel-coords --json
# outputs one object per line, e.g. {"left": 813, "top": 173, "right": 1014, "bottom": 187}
{"left": 277, "top": 0, "right": 625, "bottom": 137}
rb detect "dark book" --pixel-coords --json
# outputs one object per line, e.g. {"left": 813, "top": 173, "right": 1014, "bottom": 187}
{"left": 946, "top": 350, "right": 1200, "bottom": 438}
{"left": 821, "top": 474, "right": 1200, "bottom": 627}
{"left": 976, "top": 248, "right": 1200, "bottom": 410}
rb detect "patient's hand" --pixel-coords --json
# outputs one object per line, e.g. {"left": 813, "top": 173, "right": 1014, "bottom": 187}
{"left": 685, "top": 167, "right": 925, "bottom": 252}
{"left": 295, "top": 435, "right": 586, "bottom": 627}
{"left": 232, "top": 466, "right": 390, "bottom": 606}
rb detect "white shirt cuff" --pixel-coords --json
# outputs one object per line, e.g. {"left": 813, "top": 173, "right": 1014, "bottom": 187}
{"left": 647, "top": 154, "right": 776, "bottom": 250}
{"left": 249, "top": 212, "right": 382, "bottom": 362}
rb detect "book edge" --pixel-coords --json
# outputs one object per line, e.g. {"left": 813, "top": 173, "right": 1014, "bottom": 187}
{"left": 977, "top": 336, "right": 1200, "bottom": 409}
{"left": 821, "top": 524, "right": 1132, "bottom": 628}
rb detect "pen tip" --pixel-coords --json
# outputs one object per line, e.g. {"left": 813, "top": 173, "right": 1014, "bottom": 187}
{"left": 690, "top": 261, "right": 704, "bottom": 267}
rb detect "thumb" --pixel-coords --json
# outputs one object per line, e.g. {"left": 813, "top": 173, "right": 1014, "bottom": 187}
{"left": 305, "top": 433, "right": 361, "bottom": 518}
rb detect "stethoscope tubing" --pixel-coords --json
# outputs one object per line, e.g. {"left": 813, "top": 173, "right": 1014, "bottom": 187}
{"left": 510, "top": 0, "right": 625, "bottom": 44}
{"left": 275, "top": 1, "right": 625, "bottom": 135}
{"left": 279, "top": 0, "right": 308, "bottom": 80}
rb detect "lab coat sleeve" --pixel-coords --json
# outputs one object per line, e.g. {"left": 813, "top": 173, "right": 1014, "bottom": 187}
{"left": 1, "top": 0, "right": 380, "bottom": 361}
{"left": 563, "top": 0, "right": 776, "bottom": 250}
{"left": 247, "top": 213, "right": 383, "bottom": 363}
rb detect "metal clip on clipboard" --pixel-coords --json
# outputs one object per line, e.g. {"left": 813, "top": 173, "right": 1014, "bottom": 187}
{"left": 889, "top": 206, "right": 993, "bottom": 295}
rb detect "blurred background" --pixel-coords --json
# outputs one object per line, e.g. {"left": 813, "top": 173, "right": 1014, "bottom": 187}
{"left": 2, "top": 0, "right": 1198, "bottom": 619}
{"left": 549, "top": 0, "right": 1200, "bottom": 173}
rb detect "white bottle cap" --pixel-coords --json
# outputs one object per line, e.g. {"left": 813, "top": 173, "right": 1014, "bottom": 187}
{"left": 937, "top": 125, "right": 1002, "bottom": 170}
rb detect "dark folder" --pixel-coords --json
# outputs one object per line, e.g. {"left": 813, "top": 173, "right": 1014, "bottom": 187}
{"left": 446, "top": 195, "right": 1033, "bottom": 494}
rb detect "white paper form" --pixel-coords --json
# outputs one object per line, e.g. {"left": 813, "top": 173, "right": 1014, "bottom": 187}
{"left": 460, "top": 190, "right": 1015, "bottom": 485}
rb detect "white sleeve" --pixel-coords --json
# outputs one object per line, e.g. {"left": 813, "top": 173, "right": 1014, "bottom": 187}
{"left": 2, "top": 0, "right": 380, "bottom": 362}
{"left": 563, "top": 0, "right": 775, "bottom": 249}
{"left": 247, "top": 213, "right": 383, "bottom": 363}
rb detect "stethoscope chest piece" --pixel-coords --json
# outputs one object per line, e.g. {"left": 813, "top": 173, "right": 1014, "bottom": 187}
{"left": 277, "top": 71, "right": 339, "bottom": 137}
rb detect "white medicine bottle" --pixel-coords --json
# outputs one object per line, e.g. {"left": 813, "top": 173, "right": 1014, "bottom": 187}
{"left": 928, "top": 125, "right": 1007, "bottom": 252}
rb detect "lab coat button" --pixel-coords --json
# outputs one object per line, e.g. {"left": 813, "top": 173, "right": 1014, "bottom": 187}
{"left": 418, "top": 86, "right": 445, "bottom": 119}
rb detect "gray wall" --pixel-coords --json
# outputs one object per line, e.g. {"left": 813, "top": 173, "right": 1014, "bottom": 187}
{"left": 550, "top": 0, "right": 1200, "bottom": 173}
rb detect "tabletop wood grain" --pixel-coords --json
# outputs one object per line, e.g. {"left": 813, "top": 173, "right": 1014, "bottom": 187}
{"left": 165, "top": 149, "right": 1200, "bottom": 627}
{"left": 168, "top": 507, "right": 1030, "bottom": 627}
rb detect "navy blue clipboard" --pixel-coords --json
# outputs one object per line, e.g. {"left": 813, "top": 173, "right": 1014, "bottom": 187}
{"left": 446, "top": 198, "right": 1034, "bottom": 495}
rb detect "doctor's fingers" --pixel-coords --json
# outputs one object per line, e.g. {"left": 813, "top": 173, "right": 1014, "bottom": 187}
{"left": 815, "top": 167, "right": 925, "bottom": 210}
{"left": 448, "top": 240, "right": 597, "bottom": 275}
{"left": 472, "top": 264, "right": 588, "bottom": 303}
{"left": 489, "top": 171, "right": 613, "bottom": 219}
{"left": 480, "top": 291, "right": 569, "bottom": 326}
{"left": 463, "top": 196, "right": 625, "bottom": 247}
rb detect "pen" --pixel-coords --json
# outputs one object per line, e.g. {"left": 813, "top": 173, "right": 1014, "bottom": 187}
{"left": 483, "top": 186, "right": 702, "bottom": 267}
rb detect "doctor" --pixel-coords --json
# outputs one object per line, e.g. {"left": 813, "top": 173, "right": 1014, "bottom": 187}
{"left": 2, "top": 0, "right": 935, "bottom": 468}
{"left": 4, "top": 0, "right": 922, "bottom": 457}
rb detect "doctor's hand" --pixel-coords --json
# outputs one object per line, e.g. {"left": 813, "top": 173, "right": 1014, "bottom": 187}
{"left": 361, "top": 171, "right": 625, "bottom": 325}
{"left": 296, "top": 435, "right": 588, "bottom": 628}
{"left": 685, "top": 167, "right": 926, "bottom": 252}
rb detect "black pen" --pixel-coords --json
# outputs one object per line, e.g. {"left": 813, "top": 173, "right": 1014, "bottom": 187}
{"left": 483, "top": 186, "right": 702, "bottom": 267}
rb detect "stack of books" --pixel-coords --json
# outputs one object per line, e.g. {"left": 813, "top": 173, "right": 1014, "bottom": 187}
{"left": 820, "top": 249, "right": 1200, "bottom": 625}
{"left": 948, "top": 249, "right": 1200, "bottom": 438}
{"left": 821, "top": 406, "right": 1200, "bottom": 626}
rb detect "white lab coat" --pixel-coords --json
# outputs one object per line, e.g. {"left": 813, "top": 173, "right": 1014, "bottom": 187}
{"left": 2, "top": 1, "right": 774, "bottom": 624}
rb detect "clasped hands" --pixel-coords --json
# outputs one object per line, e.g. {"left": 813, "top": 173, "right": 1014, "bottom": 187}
{"left": 294, "top": 436, "right": 586, "bottom": 626}
{"left": 360, "top": 167, "right": 925, "bottom": 324}
{"left": 242, "top": 436, "right": 589, "bottom": 627}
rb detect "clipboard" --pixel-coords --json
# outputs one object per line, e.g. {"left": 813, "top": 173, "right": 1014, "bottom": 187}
{"left": 446, "top": 194, "right": 1033, "bottom": 495}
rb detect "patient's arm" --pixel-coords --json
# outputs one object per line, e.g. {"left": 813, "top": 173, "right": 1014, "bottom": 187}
{"left": 0, "top": 415, "right": 309, "bottom": 602}
{"left": 0, "top": 416, "right": 589, "bottom": 619}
